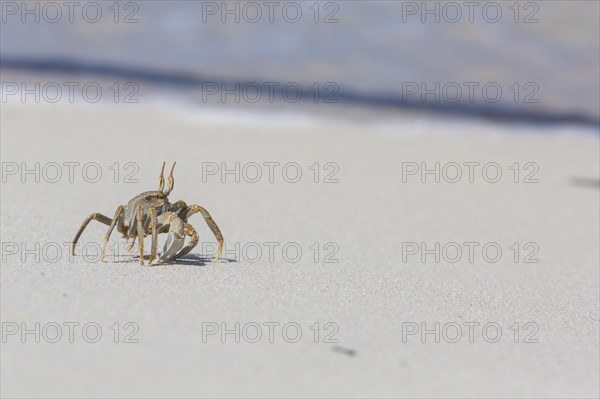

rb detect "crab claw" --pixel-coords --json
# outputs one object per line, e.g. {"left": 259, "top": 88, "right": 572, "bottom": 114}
{"left": 157, "top": 212, "right": 186, "bottom": 263}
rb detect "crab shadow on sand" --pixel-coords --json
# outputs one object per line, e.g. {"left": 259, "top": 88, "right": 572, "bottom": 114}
{"left": 113, "top": 254, "right": 237, "bottom": 267}
{"left": 169, "top": 253, "right": 237, "bottom": 267}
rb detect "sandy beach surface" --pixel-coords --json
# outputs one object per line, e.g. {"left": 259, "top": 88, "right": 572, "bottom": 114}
{"left": 1, "top": 102, "right": 599, "bottom": 398}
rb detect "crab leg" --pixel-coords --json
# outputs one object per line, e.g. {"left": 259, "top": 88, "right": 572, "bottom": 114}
{"left": 72, "top": 212, "right": 112, "bottom": 256}
{"left": 157, "top": 212, "right": 186, "bottom": 263}
{"left": 148, "top": 207, "right": 158, "bottom": 264}
{"left": 136, "top": 204, "right": 145, "bottom": 265}
{"left": 100, "top": 206, "right": 124, "bottom": 262}
{"left": 176, "top": 223, "right": 199, "bottom": 259}
{"left": 186, "top": 205, "right": 224, "bottom": 262}
{"left": 126, "top": 234, "right": 137, "bottom": 252}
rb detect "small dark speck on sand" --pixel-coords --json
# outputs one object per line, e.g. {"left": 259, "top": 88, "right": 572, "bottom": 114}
{"left": 62, "top": 293, "right": 67, "bottom": 298}
{"left": 332, "top": 346, "right": 357, "bottom": 357}
{"left": 570, "top": 177, "right": 600, "bottom": 189}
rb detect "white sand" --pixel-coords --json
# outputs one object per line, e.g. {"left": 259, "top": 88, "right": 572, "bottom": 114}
{"left": 1, "top": 102, "right": 599, "bottom": 398}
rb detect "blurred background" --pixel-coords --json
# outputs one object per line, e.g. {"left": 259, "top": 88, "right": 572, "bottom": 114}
{"left": 2, "top": 0, "right": 599, "bottom": 125}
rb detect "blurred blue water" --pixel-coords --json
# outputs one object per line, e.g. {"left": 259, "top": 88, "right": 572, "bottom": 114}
{"left": 1, "top": 0, "right": 599, "bottom": 125}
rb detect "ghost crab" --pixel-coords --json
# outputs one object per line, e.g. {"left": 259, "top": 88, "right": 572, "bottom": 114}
{"left": 72, "top": 162, "right": 224, "bottom": 265}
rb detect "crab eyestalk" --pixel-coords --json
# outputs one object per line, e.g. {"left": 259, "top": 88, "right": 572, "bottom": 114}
{"left": 164, "top": 161, "right": 176, "bottom": 196}
{"left": 157, "top": 162, "right": 166, "bottom": 197}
